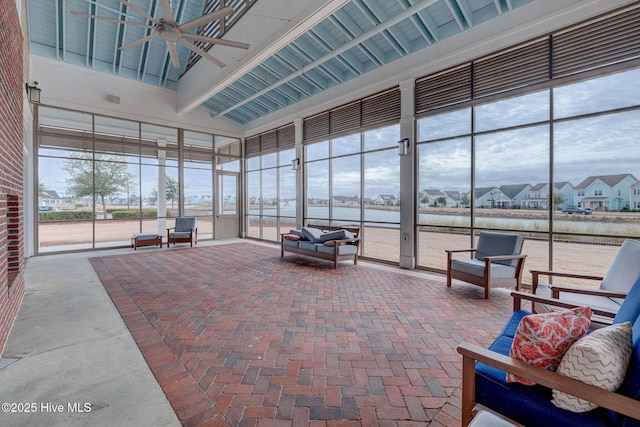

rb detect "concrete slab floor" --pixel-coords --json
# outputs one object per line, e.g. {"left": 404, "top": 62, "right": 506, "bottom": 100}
{"left": 0, "top": 241, "right": 247, "bottom": 427}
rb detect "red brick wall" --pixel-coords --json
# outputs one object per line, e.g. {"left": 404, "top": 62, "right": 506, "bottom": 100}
{"left": 0, "top": 1, "right": 26, "bottom": 354}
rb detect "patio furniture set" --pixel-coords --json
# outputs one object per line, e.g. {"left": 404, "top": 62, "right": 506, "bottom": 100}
{"left": 131, "top": 217, "right": 198, "bottom": 250}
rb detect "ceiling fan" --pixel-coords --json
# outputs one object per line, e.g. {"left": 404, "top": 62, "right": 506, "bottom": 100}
{"left": 71, "top": 0, "right": 250, "bottom": 68}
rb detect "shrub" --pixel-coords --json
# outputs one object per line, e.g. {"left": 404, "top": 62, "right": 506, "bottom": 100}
{"left": 111, "top": 209, "right": 157, "bottom": 219}
{"left": 38, "top": 211, "right": 94, "bottom": 221}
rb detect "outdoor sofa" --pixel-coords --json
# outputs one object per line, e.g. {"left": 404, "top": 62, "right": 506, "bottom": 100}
{"left": 280, "top": 224, "right": 361, "bottom": 268}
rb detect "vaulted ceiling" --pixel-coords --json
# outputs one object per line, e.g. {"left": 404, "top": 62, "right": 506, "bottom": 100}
{"left": 28, "top": 0, "right": 536, "bottom": 126}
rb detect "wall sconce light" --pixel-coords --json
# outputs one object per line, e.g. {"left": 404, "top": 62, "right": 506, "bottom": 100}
{"left": 25, "top": 82, "right": 41, "bottom": 104}
{"left": 398, "top": 138, "right": 409, "bottom": 156}
{"left": 291, "top": 158, "right": 300, "bottom": 170}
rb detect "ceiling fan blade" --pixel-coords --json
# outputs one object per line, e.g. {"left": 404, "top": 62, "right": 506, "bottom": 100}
{"left": 119, "top": 33, "right": 160, "bottom": 50}
{"left": 167, "top": 41, "right": 180, "bottom": 68}
{"left": 178, "top": 6, "right": 233, "bottom": 33}
{"left": 118, "top": 0, "right": 159, "bottom": 24}
{"left": 160, "top": 0, "right": 173, "bottom": 22}
{"left": 71, "top": 11, "right": 155, "bottom": 30}
{"left": 178, "top": 40, "right": 226, "bottom": 68}
{"left": 181, "top": 34, "right": 249, "bottom": 50}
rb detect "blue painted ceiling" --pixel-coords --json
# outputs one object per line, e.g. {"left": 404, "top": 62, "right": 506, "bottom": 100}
{"left": 28, "top": 0, "right": 535, "bottom": 125}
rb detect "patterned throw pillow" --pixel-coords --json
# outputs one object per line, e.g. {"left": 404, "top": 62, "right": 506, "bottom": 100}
{"left": 282, "top": 234, "right": 301, "bottom": 241}
{"left": 507, "top": 307, "right": 592, "bottom": 385}
{"left": 552, "top": 321, "right": 633, "bottom": 412}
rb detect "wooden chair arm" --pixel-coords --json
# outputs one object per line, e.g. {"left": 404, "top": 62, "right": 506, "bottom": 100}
{"left": 445, "top": 248, "right": 477, "bottom": 254}
{"left": 550, "top": 285, "right": 627, "bottom": 300}
{"left": 530, "top": 270, "right": 604, "bottom": 293}
{"left": 456, "top": 342, "right": 640, "bottom": 424}
{"left": 484, "top": 254, "right": 527, "bottom": 262}
{"left": 510, "top": 291, "right": 616, "bottom": 319}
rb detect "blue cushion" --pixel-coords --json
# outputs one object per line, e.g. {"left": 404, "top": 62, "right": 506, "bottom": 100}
{"left": 319, "top": 229, "right": 354, "bottom": 242}
{"left": 450, "top": 259, "right": 516, "bottom": 279}
{"left": 475, "top": 232, "right": 523, "bottom": 267}
{"left": 175, "top": 217, "right": 196, "bottom": 232}
{"left": 613, "top": 276, "right": 640, "bottom": 324}
{"left": 301, "top": 227, "right": 324, "bottom": 243}
{"left": 317, "top": 244, "right": 357, "bottom": 256}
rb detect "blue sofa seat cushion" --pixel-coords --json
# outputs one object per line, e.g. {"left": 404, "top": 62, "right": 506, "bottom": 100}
{"left": 450, "top": 259, "right": 516, "bottom": 279}
{"left": 283, "top": 239, "right": 299, "bottom": 248}
{"left": 317, "top": 244, "right": 358, "bottom": 256}
{"left": 299, "top": 241, "right": 323, "bottom": 251}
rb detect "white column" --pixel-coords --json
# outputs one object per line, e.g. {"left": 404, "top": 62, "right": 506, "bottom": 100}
{"left": 399, "top": 79, "right": 416, "bottom": 269}
{"left": 157, "top": 138, "right": 167, "bottom": 235}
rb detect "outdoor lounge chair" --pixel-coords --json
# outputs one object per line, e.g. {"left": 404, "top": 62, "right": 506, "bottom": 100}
{"left": 446, "top": 232, "right": 527, "bottom": 299}
{"left": 532, "top": 239, "right": 640, "bottom": 320}
{"left": 167, "top": 217, "right": 197, "bottom": 247}
{"left": 457, "top": 275, "right": 640, "bottom": 427}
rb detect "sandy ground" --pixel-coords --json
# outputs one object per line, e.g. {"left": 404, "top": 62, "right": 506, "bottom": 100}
{"left": 39, "top": 218, "right": 622, "bottom": 287}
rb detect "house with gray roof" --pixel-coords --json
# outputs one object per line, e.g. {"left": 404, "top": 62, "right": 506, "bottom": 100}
{"left": 631, "top": 180, "right": 640, "bottom": 211}
{"left": 573, "top": 174, "right": 637, "bottom": 211}
{"left": 499, "top": 184, "right": 532, "bottom": 208}
{"left": 522, "top": 182, "right": 574, "bottom": 209}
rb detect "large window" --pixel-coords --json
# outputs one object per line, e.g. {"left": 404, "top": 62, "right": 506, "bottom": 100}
{"left": 416, "top": 67, "right": 640, "bottom": 283}
{"left": 37, "top": 106, "right": 237, "bottom": 252}
{"left": 305, "top": 124, "right": 400, "bottom": 262}
{"left": 245, "top": 148, "right": 296, "bottom": 241}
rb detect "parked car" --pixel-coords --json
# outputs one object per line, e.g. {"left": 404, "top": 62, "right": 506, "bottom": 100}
{"left": 561, "top": 206, "right": 591, "bottom": 215}
{"left": 38, "top": 205, "right": 59, "bottom": 212}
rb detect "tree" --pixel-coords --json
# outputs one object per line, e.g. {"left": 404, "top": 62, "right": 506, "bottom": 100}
{"left": 435, "top": 196, "right": 447, "bottom": 207}
{"left": 38, "top": 182, "right": 50, "bottom": 203}
{"left": 149, "top": 176, "right": 179, "bottom": 208}
{"left": 461, "top": 194, "right": 470, "bottom": 208}
{"left": 63, "top": 154, "right": 131, "bottom": 219}
{"left": 553, "top": 193, "right": 566, "bottom": 208}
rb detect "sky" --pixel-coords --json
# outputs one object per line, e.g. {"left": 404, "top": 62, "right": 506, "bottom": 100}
{"left": 39, "top": 68, "right": 639, "bottom": 204}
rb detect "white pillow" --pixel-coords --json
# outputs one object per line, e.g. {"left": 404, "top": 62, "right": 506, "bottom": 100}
{"left": 552, "top": 322, "right": 633, "bottom": 412}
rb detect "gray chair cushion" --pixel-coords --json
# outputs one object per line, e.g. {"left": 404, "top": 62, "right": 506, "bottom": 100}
{"left": 317, "top": 244, "right": 358, "bottom": 256}
{"left": 320, "top": 229, "right": 354, "bottom": 242}
{"left": 535, "top": 283, "right": 623, "bottom": 312}
{"left": 175, "top": 217, "right": 196, "bottom": 232}
{"left": 600, "top": 239, "right": 640, "bottom": 294}
{"left": 301, "top": 227, "right": 324, "bottom": 243}
{"left": 169, "top": 231, "right": 192, "bottom": 239}
{"left": 133, "top": 233, "right": 160, "bottom": 240}
{"left": 475, "top": 232, "right": 523, "bottom": 267}
{"left": 450, "top": 259, "right": 516, "bottom": 279}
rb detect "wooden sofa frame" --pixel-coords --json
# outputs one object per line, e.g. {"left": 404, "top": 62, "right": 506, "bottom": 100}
{"left": 280, "top": 224, "right": 361, "bottom": 269}
{"left": 457, "top": 291, "right": 640, "bottom": 427}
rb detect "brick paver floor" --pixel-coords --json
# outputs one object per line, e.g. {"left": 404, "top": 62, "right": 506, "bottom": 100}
{"left": 90, "top": 242, "right": 513, "bottom": 426}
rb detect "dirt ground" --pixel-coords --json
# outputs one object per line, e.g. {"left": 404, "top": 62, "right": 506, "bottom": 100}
{"left": 39, "top": 218, "right": 621, "bottom": 287}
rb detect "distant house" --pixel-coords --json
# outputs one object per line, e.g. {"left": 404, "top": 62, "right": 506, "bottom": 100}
{"left": 475, "top": 187, "right": 509, "bottom": 208}
{"left": 333, "top": 195, "right": 360, "bottom": 205}
{"left": 522, "top": 182, "right": 574, "bottom": 209}
{"left": 443, "top": 191, "right": 462, "bottom": 207}
{"left": 499, "top": 184, "right": 532, "bottom": 208}
{"left": 374, "top": 194, "right": 397, "bottom": 206}
{"left": 630, "top": 180, "right": 640, "bottom": 210}
{"left": 419, "top": 189, "right": 446, "bottom": 206}
{"left": 573, "top": 174, "right": 637, "bottom": 211}
{"left": 41, "top": 190, "right": 65, "bottom": 206}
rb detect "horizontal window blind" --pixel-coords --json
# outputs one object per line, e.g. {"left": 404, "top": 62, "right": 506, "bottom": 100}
{"left": 415, "top": 64, "right": 471, "bottom": 114}
{"left": 245, "top": 123, "right": 295, "bottom": 157}
{"left": 303, "top": 87, "right": 400, "bottom": 143}
{"left": 415, "top": 2, "right": 640, "bottom": 114}
{"left": 553, "top": 4, "right": 640, "bottom": 77}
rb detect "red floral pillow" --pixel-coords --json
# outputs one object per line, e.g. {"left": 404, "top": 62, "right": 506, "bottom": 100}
{"left": 506, "top": 307, "right": 592, "bottom": 385}
{"left": 283, "top": 234, "right": 301, "bottom": 241}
